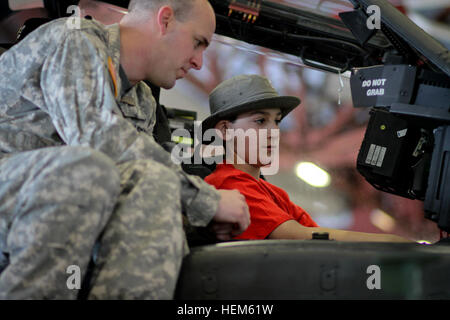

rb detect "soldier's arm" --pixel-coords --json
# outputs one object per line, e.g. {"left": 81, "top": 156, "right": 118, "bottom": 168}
{"left": 39, "top": 26, "right": 219, "bottom": 227}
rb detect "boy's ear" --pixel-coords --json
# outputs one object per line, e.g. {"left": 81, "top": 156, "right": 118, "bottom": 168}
{"left": 214, "top": 120, "right": 231, "bottom": 140}
{"left": 157, "top": 5, "right": 175, "bottom": 35}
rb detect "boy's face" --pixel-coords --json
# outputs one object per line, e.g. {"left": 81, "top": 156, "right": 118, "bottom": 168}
{"left": 223, "top": 108, "right": 282, "bottom": 167}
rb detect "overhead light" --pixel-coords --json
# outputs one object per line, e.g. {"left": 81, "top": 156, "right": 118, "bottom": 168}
{"left": 295, "top": 162, "right": 331, "bottom": 188}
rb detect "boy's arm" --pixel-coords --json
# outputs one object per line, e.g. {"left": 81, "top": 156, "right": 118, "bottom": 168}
{"left": 268, "top": 220, "right": 412, "bottom": 242}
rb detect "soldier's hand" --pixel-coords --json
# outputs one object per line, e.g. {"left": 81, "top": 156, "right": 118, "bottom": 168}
{"left": 211, "top": 189, "right": 250, "bottom": 240}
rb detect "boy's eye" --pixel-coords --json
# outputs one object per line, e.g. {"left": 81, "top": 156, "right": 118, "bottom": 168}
{"left": 275, "top": 119, "right": 281, "bottom": 125}
{"left": 255, "top": 118, "right": 265, "bottom": 124}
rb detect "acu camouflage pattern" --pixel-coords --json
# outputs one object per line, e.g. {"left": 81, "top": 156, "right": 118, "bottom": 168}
{"left": 0, "top": 18, "right": 220, "bottom": 299}
{"left": 0, "top": 146, "right": 121, "bottom": 299}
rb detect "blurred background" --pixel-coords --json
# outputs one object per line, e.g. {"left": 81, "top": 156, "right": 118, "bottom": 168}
{"left": 1, "top": 0, "right": 449, "bottom": 242}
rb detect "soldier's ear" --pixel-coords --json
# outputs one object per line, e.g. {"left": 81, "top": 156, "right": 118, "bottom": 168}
{"left": 157, "top": 5, "right": 175, "bottom": 35}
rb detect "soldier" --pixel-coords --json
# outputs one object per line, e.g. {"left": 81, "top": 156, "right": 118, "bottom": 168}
{"left": 203, "top": 75, "right": 412, "bottom": 243}
{"left": 0, "top": 0, "right": 250, "bottom": 299}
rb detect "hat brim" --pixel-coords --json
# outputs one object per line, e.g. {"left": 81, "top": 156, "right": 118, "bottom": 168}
{"left": 201, "top": 95, "right": 301, "bottom": 135}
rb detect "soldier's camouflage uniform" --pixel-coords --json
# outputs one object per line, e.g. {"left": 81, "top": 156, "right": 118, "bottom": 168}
{"left": 0, "top": 18, "right": 220, "bottom": 299}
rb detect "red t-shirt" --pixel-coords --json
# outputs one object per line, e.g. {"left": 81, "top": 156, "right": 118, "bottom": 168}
{"left": 205, "top": 164, "right": 318, "bottom": 240}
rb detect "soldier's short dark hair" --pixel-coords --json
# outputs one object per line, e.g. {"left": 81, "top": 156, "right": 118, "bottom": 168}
{"left": 128, "top": 0, "right": 198, "bottom": 21}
